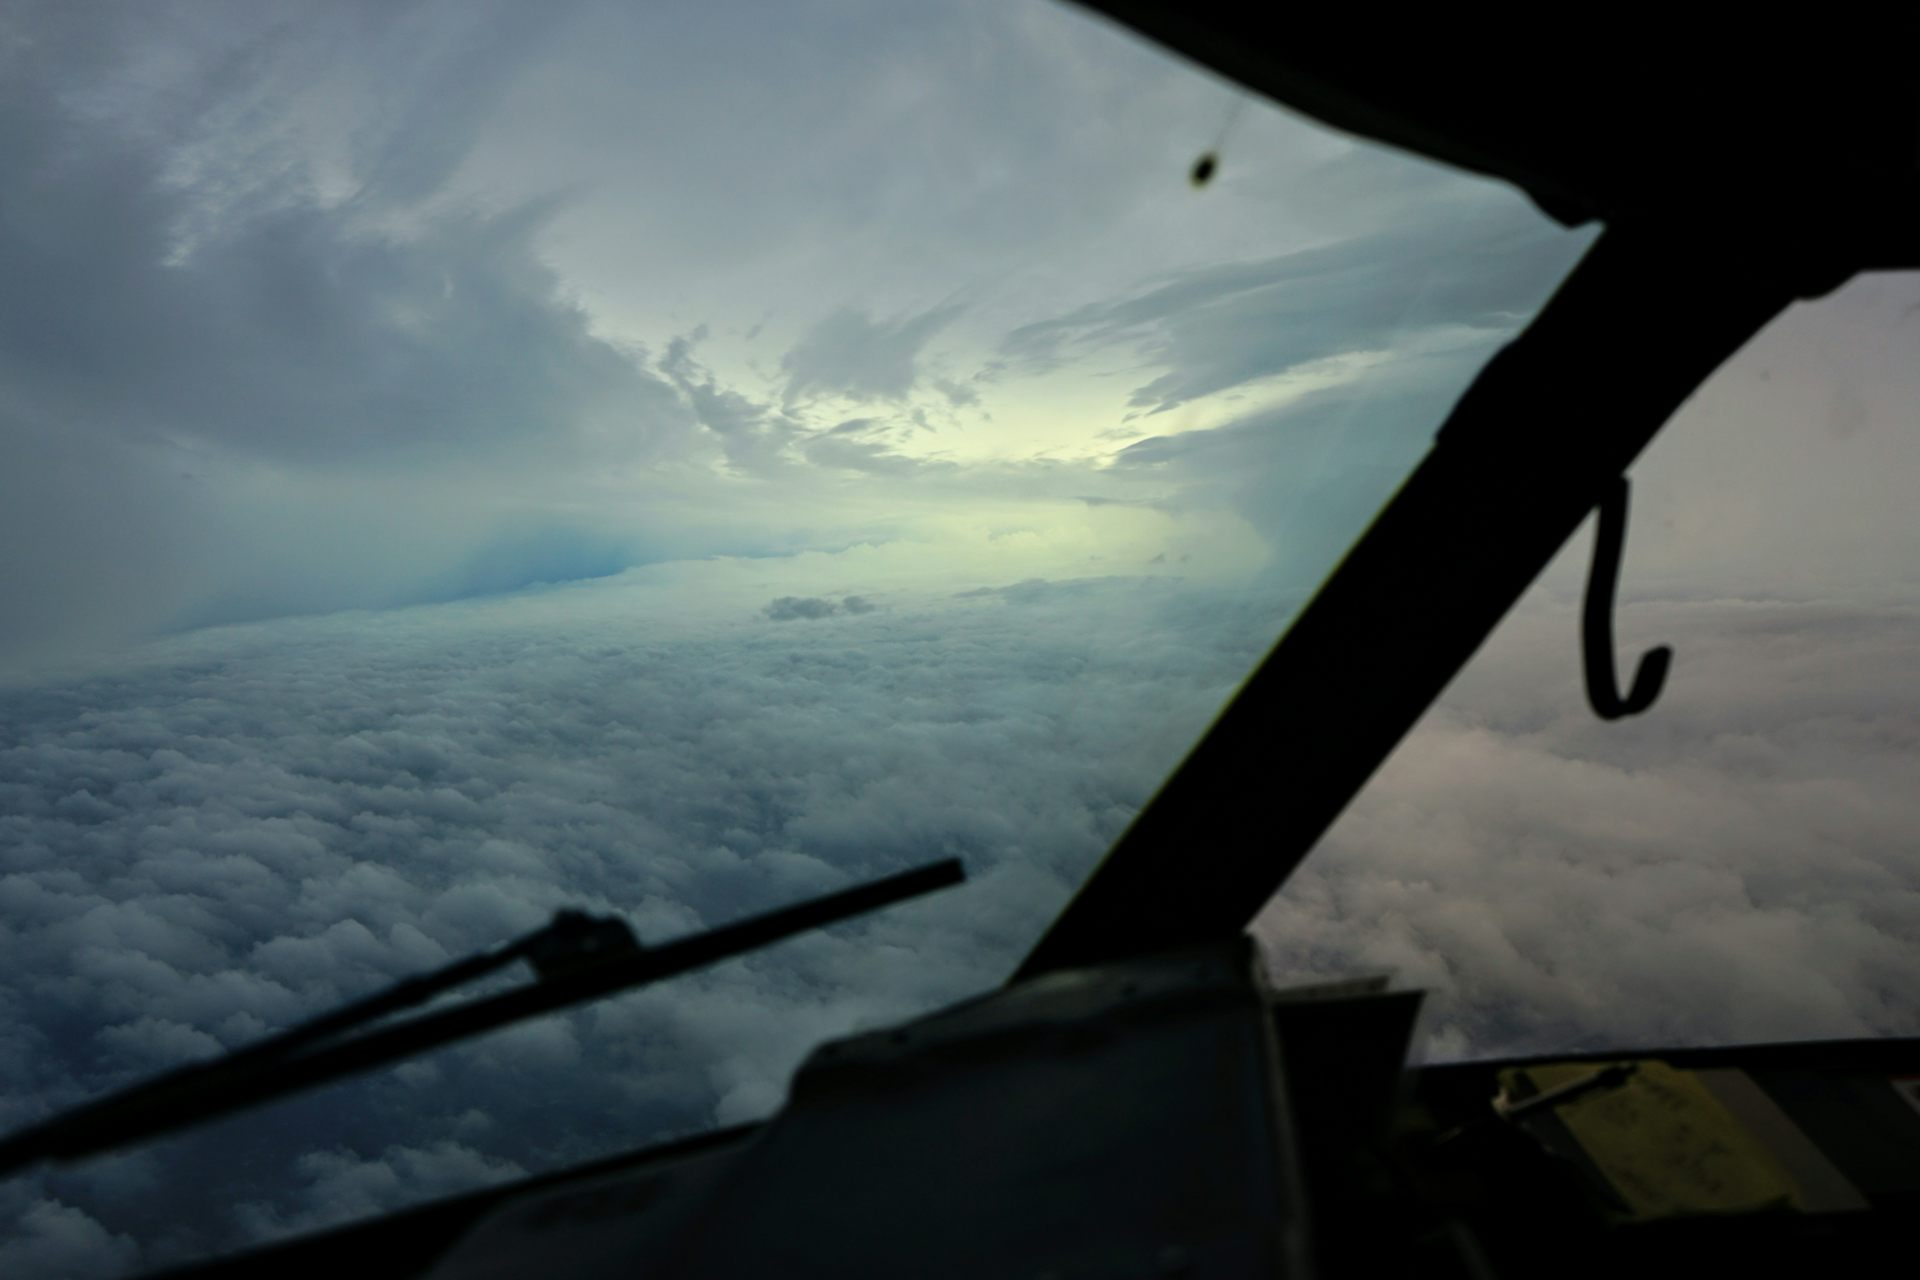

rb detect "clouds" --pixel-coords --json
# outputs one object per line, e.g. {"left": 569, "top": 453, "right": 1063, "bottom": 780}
{"left": 1234, "top": 268, "right": 1920, "bottom": 1056}
{"left": 782, "top": 304, "right": 965, "bottom": 405}
{"left": 763, "top": 595, "right": 878, "bottom": 620}
{"left": 0, "top": 0, "right": 1612, "bottom": 680}
{"left": 341, "top": 2, "right": 583, "bottom": 212}
{"left": 1003, "top": 211, "right": 1580, "bottom": 415}
{"left": 764, "top": 596, "right": 842, "bottom": 621}
{"left": 0, "top": 5, "right": 660, "bottom": 472}
{"left": 979, "top": 161, "right": 1597, "bottom": 588}
{"left": 0, "top": 572, "right": 1260, "bottom": 1272}
{"left": 657, "top": 329, "right": 801, "bottom": 476}
{"left": 1256, "top": 594, "right": 1920, "bottom": 1058}
{"left": 0, "top": 1194, "right": 137, "bottom": 1280}
{"left": 4, "top": 3, "right": 1916, "bottom": 1277}
{"left": 3, "top": 561, "right": 1917, "bottom": 1275}
{"left": 0, "top": 3, "right": 707, "bottom": 664}
{"left": 232, "top": 1141, "right": 526, "bottom": 1243}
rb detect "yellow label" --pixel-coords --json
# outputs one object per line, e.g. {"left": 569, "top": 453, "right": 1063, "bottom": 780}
{"left": 1502, "top": 1060, "right": 1801, "bottom": 1221}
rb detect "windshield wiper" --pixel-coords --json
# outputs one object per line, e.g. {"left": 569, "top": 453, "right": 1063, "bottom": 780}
{"left": 0, "top": 858, "right": 964, "bottom": 1176}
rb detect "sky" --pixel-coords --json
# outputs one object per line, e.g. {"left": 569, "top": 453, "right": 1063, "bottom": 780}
{"left": 0, "top": 0, "right": 1916, "bottom": 1275}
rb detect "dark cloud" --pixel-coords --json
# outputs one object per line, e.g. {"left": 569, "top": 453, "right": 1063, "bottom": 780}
{"left": 763, "top": 594, "right": 880, "bottom": 620}
{"left": 0, "top": 1192, "right": 137, "bottom": 1280}
{"left": 0, "top": 46, "right": 674, "bottom": 470}
{"left": 230, "top": 1142, "right": 526, "bottom": 1243}
{"left": 781, "top": 304, "right": 964, "bottom": 404}
{"left": 763, "top": 595, "right": 841, "bottom": 621}
{"left": 0, "top": 4, "right": 697, "bottom": 665}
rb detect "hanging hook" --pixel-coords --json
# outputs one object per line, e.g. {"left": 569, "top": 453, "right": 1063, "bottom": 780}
{"left": 1583, "top": 477, "right": 1670, "bottom": 720}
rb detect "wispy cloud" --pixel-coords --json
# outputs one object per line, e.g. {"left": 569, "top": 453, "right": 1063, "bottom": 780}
{"left": 1003, "top": 212, "right": 1586, "bottom": 414}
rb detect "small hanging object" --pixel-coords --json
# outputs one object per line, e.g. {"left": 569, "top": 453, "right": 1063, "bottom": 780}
{"left": 1583, "top": 476, "right": 1671, "bottom": 720}
{"left": 1190, "top": 95, "right": 1247, "bottom": 189}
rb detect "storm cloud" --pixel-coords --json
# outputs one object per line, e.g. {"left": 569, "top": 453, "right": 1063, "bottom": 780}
{"left": 0, "top": 0, "right": 1594, "bottom": 674}
{"left": 0, "top": 2, "right": 702, "bottom": 663}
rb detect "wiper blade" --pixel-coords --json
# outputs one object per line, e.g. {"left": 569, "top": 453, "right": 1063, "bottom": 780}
{"left": 0, "top": 858, "right": 965, "bottom": 1176}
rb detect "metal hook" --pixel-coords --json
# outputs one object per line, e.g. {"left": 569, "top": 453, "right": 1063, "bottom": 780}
{"left": 1583, "top": 477, "right": 1670, "bottom": 720}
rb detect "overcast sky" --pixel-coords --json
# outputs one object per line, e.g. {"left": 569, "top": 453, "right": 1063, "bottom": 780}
{"left": 1, "top": 1, "right": 1916, "bottom": 1275}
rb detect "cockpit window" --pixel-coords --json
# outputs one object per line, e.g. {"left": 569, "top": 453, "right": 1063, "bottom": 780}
{"left": 1259, "top": 272, "right": 1920, "bottom": 1059}
{"left": 0, "top": 0, "right": 1595, "bottom": 1268}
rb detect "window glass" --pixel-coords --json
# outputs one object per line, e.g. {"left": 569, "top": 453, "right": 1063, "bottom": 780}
{"left": 1259, "top": 272, "right": 1920, "bottom": 1060}
{"left": 0, "top": 0, "right": 1588, "bottom": 1267}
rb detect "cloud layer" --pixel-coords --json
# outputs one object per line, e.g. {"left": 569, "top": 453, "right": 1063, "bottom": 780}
{"left": 1259, "top": 594, "right": 1920, "bottom": 1057}
{"left": 2, "top": 560, "right": 1917, "bottom": 1275}
{"left": 0, "top": 574, "right": 1267, "bottom": 1273}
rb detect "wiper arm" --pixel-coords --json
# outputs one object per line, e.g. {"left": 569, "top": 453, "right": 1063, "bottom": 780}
{"left": 0, "top": 858, "right": 964, "bottom": 1176}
